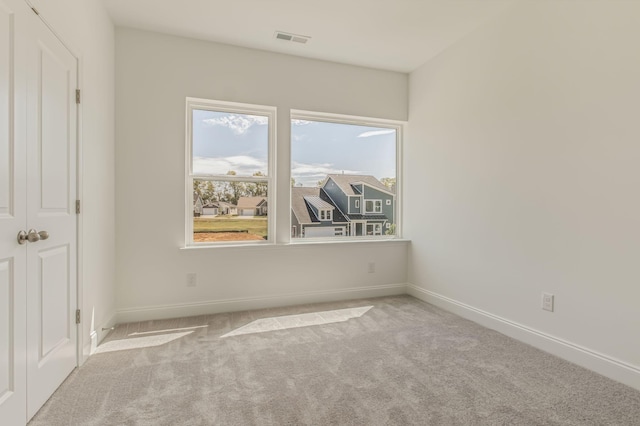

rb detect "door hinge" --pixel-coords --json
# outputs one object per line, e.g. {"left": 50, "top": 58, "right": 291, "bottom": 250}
{"left": 76, "top": 309, "right": 81, "bottom": 324}
{"left": 31, "top": 7, "right": 39, "bottom": 15}
{"left": 75, "top": 200, "right": 80, "bottom": 214}
{"left": 75, "top": 89, "right": 81, "bottom": 104}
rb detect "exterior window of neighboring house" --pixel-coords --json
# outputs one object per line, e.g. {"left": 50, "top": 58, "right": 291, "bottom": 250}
{"left": 366, "top": 223, "right": 382, "bottom": 236}
{"left": 319, "top": 209, "right": 332, "bottom": 221}
{"left": 291, "top": 110, "right": 402, "bottom": 240}
{"left": 186, "top": 98, "right": 275, "bottom": 245}
{"left": 365, "top": 200, "right": 382, "bottom": 214}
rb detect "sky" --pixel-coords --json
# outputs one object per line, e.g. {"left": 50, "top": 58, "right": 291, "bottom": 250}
{"left": 192, "top": 109, "right": 396, "bottom": 187}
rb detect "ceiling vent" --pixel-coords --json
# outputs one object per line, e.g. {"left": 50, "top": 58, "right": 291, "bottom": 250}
{"left": 274, "top": 31, "right": 311, "bottom": 44}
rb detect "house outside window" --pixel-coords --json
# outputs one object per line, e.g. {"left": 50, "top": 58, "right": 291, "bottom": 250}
{"left": 186, "top": 98, "right": 275, "bottom": 245}
{"left": 290, "top": 110, "right": 402, "bottom": 240}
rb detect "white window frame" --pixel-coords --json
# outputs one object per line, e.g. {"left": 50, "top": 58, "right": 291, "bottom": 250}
{"left": 290, "top": 109, "right": 403, "bottom": 241}
{"left": 185, "top": 98, "right": 276, "bottom": 246}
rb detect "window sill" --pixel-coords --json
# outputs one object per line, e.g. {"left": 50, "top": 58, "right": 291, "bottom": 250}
{"left": 180, "top": 238, "right": 410, "bottom": 252}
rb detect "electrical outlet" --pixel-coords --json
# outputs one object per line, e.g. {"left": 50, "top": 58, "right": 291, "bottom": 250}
{"left": 542, "top": 293, "right": 554, "bottom": 312}
{"left": 186, "top": 273, "right": 197, "bottom": 287}
{"left": 368, "top": 262, "right": 375, "bottom": 273}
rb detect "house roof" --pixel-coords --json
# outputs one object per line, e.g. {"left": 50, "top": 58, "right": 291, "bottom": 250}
{"left": 304, "top": 196, "right": 334, "bottom": 211}
{"left": 237, "top": 197, "right": 267, "bottom": 209}
{"left": 217, "top": 201, "right": 236, "bottom": 208}
{"left": 291, "top": 187, "right": 320, "bottom": 224}
{"left": 346, "top": 214, "right": 388, "bottom": 221}
{"left": 325, "top": 174, "right": 394, "bottom": 196}
{"left": 292, "top": 187, "right": 348, "bottom": 225}
{"left": 193, "top": 192, "right": 202, "bottom": 204}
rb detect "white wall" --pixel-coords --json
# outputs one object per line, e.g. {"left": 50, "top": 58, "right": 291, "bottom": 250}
{"left": 406, "top": 0, "right": 640, "bottom": 389}
{"left": 115, "top": 28, "right": 408, "bottom": 321}
{"left": 28, "top": 0, "right": 116, "bottom": 360}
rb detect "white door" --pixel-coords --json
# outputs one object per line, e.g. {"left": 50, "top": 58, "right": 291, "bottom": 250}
{"left": 0, "top": 0, "right": 78, "bottom": 423}
{"left": 25, "top": 6, "right": 77, "bottom": 420}
{"left": 0, "top": 0, "right": 29, "bottom": 423}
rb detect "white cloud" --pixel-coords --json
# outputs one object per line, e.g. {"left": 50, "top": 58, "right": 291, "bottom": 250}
{"left": 202, "top": 114, "right": 268, "bottom": 135}
{"left": 357, "top": 129, "right": 395, "bottom": 138}
{"left": 291, "top": 161, "right": 362, "bottom": 186}
{"left": 193, "top": 156, "right": 267, "bottom": 176}
{"left": 291, "top": 119, "right": 313, "bottom": 126}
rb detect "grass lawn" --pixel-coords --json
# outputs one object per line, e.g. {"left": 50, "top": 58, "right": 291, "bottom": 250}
{"left": 193, "top": 216, "right": 268, "bottom": 240}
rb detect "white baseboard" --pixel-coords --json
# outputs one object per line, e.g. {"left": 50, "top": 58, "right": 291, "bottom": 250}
{"left": 407, "top": 284, "right": 640, "bottom": 391}
{"left": 97, "top": 311, "right": 117, "bottom": 345}
{"left": 116, "top": 283, "right": 407, "bottom": 324}
{"left": 81, "top": 310, "right": 117, "bottom": 363}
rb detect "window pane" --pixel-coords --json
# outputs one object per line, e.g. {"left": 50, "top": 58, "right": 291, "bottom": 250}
{"left": 193, "top": 179, "right": 268, "bottom": 243}
{"left": 192, "top": 109, "right": 268, "bottom": 177}
{"left": 291, "top": 117, "right": 397, "bottom": 239}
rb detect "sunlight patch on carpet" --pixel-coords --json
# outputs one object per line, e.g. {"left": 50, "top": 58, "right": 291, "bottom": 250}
{"left": 222, "top": 306, "right": 373, "bottom": 338}
{"left": 128, "top": 325, "right": 208, "bottom": 337}
{"left": 95, "top": 331, "right": 193, "bottom": 353}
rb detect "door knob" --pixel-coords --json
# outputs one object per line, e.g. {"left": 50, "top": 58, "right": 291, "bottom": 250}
{"left": 26, "top": 229, "right": 40, "bottom": 243}
{"left": 17, "top": 230, "right": 27, "bottom": 245}
{"left": 17, "top": 229, "right": 49, "bottom": 245}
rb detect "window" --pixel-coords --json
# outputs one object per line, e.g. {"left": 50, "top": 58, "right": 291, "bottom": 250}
{"left": 366, "top": 223, "right": 382, "bottom": 236}
{"left": 318, "top": 209, "right": 332, "bottom": 221}
{"left": 365, "top": 200, "right": 382, "bottom": 214}
{"left": 186, "top": 98, "right": 275, "bottom": 245}
{"left": 291, "top": 110, "right": 401, "bottom": 239}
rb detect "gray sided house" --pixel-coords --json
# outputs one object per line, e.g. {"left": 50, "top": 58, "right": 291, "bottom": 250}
{"left": 291, "top": 174, "right": 395, "bottom": 238}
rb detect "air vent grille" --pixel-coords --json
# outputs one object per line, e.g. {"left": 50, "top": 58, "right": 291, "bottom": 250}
{"left": 274, "top": 31, "right": 310, "bottom": 44}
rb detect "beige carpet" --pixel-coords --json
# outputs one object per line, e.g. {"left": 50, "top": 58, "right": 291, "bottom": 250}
{"left": 29, "top": 296, "right": 640, "bottom": 425}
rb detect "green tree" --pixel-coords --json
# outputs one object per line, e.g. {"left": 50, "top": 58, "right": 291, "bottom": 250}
{"left": 385, "top": 223, "right": 396, "bottom": 236}
{"left": 246, "top": 171, "right": 267, "bottom": 197}
{"left": 381, "top": 177, "right": 396, "bottom": 191}
{"left": 226, "top": 171, "right": 244, "bottom": 205}
{"left": 193, "top": 179, "right": 216, "bottom": 204}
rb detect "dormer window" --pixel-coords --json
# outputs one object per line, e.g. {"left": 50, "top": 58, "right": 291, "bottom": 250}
{"left": 319, "top": 209, "right": 332, "bottom": 221}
